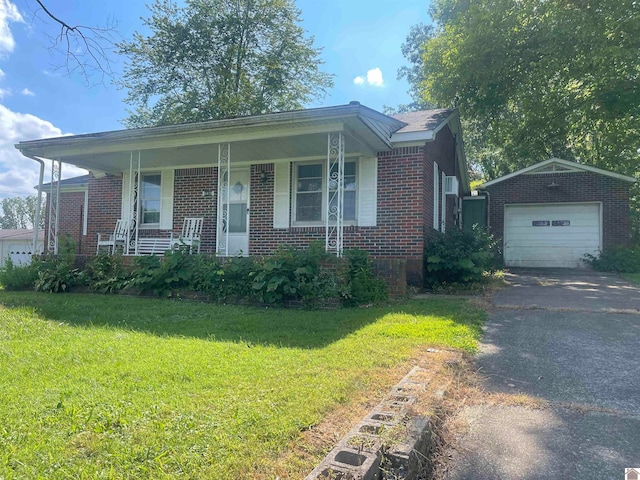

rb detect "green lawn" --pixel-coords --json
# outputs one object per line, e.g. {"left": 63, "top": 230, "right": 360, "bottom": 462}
{"left": 0, "top": 292, "right": 484, "bottom": 479}
{"left": 623, "top": 273, "right": 640, "bottom": 286}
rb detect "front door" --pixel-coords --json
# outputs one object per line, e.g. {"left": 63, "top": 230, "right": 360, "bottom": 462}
{"left": 218, "top": 168, "right": 250, "bottom": 256}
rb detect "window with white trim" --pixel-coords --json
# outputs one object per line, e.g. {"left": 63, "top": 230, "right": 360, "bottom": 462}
{"left": 140, "top": 173, "right": 162, "bottom": 226}
{"left": 294, "top": 161, "right": 357, "bottom": 224}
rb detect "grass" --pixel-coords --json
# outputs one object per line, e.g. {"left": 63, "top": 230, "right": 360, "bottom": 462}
{"left": 0, "top": 292, "right": 484, "bottom": 479}
{"left": 622, "top": 273, "right": 640, "bottom": 286}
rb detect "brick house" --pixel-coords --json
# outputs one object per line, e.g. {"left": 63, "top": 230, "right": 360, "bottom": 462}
{"left": 479, "top": 158, "right": 636, "bottom": 268}
{"left": 17, "top": 103, "right": 470, "bottom": 286}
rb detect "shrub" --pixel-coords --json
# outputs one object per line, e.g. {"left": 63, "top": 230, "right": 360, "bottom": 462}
{"left": 251, "top": 242, "right": 343, "bottom": 306}
{"left": 0, "top": 258, "right": 39, "bottom": 290}
{"left": 85, "top": 254, "right": 131, "bottom": 293}
{"left": 187, "top": 255, "right": 256, "bottom": 302}
{"left": 342, "top": 249, "right": 388, "bottom": 305}
{"left": 128, "top": 250, "right": 196, "bottom": 297}
{"left": 34, "top": 257, "right": 81, "bottom": 293}
{"left": 33, "top": 236, "right": 82, "bottom": 293}
{"left": 424, "top": 226, "right": 499, "bottom": 288}
{"left": 583, "top": 246, "right": 640, "bottom": 273}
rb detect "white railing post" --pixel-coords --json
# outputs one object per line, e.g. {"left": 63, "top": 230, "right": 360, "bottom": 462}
{"left": 325, "top": 132, "right": 344, "bottom": 257}
{"left": 47, "top": 158, "right": 61, "bottom": 254}
{"left": 127, "top": 151, "right": 141, "bottom": 255}
{"left": 216, "top": 143, "right": 231, "bottom": 256}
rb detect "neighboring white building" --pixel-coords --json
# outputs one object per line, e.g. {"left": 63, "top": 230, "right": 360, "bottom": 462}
{"left": 0, "top": 230, "right": 44, "bottom": 266}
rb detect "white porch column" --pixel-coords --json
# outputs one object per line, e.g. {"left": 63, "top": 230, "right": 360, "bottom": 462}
{"left": 325, "top": 132, "right": 345, "bottom": 257}
{"left": 47, "top": 158, "right": 61, "bottom": 254}
{"left": 216, "top": 143, "right": 231, "bottom": 256}
{"left": 127, "top": 151, "right": 141, "bottom": 255}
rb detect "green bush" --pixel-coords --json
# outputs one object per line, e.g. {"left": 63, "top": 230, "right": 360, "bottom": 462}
{"left": 342, "top": 249, "right": 388, "bottom": 305}
{"left": 128, "top": 250, "right": 196, "bottom": 297}
{"left": 85, "top": 254, "right": 131, "bottom": 293}
{"left": 189, "top": 255, "right": 256, "bottom": 302}
{"left": 583, "top": 246, "right": 640, "bottom": 273}
{"left": 251, "top": 242, "right": 338, "bottom": 306}
{"left": 424, "top": 227, "right": 499, "bottom": 288}
{"left": 0, "top": 258, "right": 39, "bottom": 290}
{"left": 34, "top": 257, "right": 81, "bottom": 293}
{"left": 33, "top": 236, "right": 82, "bottom": 293}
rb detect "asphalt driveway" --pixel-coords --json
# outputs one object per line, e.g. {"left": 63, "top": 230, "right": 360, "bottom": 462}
{"left": 445, "top": 270, "right": 640, "bottom": 480}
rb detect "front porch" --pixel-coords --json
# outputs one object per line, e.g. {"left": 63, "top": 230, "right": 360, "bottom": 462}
{"left": 21, "top": 104, "right": 404, "bottom": 259}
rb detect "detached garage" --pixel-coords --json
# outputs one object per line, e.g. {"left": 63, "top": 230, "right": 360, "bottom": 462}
{"left": 480, "top": 158, "right": 636, "bottom": 269}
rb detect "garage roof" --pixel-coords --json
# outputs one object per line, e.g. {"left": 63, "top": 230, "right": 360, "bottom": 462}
{"left": 481, "top": 158, "right": 636, "bottom": 188}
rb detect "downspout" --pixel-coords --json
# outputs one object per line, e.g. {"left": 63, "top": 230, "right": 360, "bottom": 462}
{"left": 22, "top": 153, "right": 45, "bottom": 257}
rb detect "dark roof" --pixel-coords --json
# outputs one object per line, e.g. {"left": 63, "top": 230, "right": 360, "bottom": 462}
{"left": 40, "top": 174, "right": 90, "bottom": 189}
{"left": 390, "top": 109, "right": 456, "bottom": 134}
{"left": 0, "top": 229, "right": 44, "bottom": 241}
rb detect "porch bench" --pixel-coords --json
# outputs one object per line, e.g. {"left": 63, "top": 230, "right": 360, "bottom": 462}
{"left": 136, "top": 237, "right": 177, "bottom": 255}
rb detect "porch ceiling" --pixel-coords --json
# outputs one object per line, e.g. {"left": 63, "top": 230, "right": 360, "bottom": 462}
{"left": 56, "top": 129, "right": 373, "bottom": 174}
{"left": 16, "top": 104, "right": 404, "bottom": 174}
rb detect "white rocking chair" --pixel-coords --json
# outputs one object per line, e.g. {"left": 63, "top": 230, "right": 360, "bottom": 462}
{"left": 96, "top": 219, "right": 129, "bottom": 255}
{"left": 175, "top": 217, "right": 203, "bottom": 253}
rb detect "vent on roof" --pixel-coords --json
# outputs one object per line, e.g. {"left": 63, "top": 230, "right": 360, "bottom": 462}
{"left": 444, "top": 176, "right": 459, "bottom": 196}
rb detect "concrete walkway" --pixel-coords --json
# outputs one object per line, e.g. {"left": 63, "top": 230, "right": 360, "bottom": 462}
{"left": 445, "top": 270, "right": 640, "bottom": 480}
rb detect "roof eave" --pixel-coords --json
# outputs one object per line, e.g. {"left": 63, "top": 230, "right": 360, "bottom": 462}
{"left": 15, "top": 103, "right": 405, "bottom": 158}
{"left": 480, "top": 158, "right": 637, "bottom": 188}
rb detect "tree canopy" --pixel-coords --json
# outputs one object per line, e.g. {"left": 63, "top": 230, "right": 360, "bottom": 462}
{"left": 402, "top": 0, "right": 640, "bottom": 181}
{"left": 0, "top": 196, "right": 44, "bottom": 230}
{"left": 117, "top": 0, "right": 333, "bottom": 127}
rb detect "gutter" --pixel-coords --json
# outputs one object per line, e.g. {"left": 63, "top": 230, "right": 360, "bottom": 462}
{"left": 22, "top": 153, "right": 45, "bottom": 256}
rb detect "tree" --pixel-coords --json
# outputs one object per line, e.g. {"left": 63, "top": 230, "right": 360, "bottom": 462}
{"left": 400, "top": 0, "right": 640, "bottom": 238}
{"left": 0, "top": 196, "right": 45, "bottom": 230}
{"left": 117, "top": 0, "right": 333, "bottom": 128}
{"left": 26, "top": 0, "right": 119, "bottom": 85}
{"left": 402, "top": 0, "right": 639, "bottom": 177}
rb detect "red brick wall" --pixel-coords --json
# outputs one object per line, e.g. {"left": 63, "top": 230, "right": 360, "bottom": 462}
{"left": 173, "top": 167, "right": 218, "bottom": 253}
{"left": 483, "top": 171, "right": 632, "bottom": 249}
{"left": 247, "top": 148, "right": 426, "bottom": 284}
{"left": 423, "top": 125, "right": 461, "bottom": 237}
{"left": 45, "top": 191, "right": 86, "bottom": 253}
{"left": 85, "top": 174, "right": 124, "bottom": 255}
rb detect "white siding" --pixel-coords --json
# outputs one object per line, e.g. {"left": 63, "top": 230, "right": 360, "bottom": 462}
{"left": 273, "top": 162, "right": 291, "bottom": 228}
{"left": 357, "top": 157, "right": 377, "bottom": 226}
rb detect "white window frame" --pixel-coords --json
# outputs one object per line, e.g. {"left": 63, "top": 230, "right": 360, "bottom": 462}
{"left": 292, "top": 160, "right": 358, "bottom": 226}
{"left": 140, "top": 171, "right": 162, "bottom": 228}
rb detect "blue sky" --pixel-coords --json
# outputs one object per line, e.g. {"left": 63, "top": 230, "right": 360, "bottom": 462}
{"left": 0, "top": 0, "right": 431, "bottom": 197}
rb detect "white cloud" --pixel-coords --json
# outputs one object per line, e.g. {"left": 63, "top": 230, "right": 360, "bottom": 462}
{"left": 0, "top": 67, "right": 4, "bottom": 79}
{"left": 0, "top": 104, "right": 87, "bottom": 197}
{"left": 366, "top": 68, "right": 384, "bottom": 87}
{"left": 353, "top": 68, "right": 384, "bottom": 88}
{"left": 0, "top": 86, "right": 9, "bottom": 98}
{"left": 0, "top": 0, "right": 23, "bottom": 56}
{"left": 21, "top": 87, "right": 34, "bottom": 96}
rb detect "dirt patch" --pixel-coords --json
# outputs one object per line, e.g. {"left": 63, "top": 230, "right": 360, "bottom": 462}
{"left": 256, "top": 349, "right": 462, "bottom": 479}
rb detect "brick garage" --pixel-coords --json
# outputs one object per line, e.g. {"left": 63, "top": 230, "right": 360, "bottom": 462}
{"left": 481, "top": 158, "right": 635, "bottom": 268}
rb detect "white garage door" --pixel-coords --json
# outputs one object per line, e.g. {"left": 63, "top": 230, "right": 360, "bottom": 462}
{"left": 7, "top": 243, "right": 36, "bottom": 266}
{"left": 504, "top": 203, "right": 601, "bottom": 268}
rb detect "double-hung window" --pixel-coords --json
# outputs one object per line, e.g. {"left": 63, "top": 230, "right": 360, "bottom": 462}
{"left": 140, "top": 173, "right": 162, "bottom": 226}
{"left": 294, "top": 161, "right": 357, "bottom": 224}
